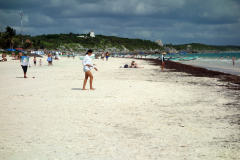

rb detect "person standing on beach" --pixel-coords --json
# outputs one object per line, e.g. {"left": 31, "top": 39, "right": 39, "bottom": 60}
{"left": 72, "top": 53, "right": 75, "bottom": 59}
{"left": 47, "top": 52, "right": 52, "bottom": 66}
{"left": 19, "top": 51, "right": 23, "bottom": 62}
{"left": 161, "top": 52, "right": 166, "bottom": 71}
{"left": 227, "top": 55, "right": 229, "bottom": 60}
{"left": 106, "top": 52, "right": 109, "bottom": 61}
{"left": 39, "top": 59, "right": 42, "bottom": 66}
{"left": 82, "top": 49, "right": 98, "bottom": 90}
{"left": 101, "top": 52, "right": 104, "bottom": 61}
{"left": 232, "top": 56, "right": 235, "bottom": 65}
{"left": 21, "top": 53, "right": 31, "bottom": 78}
{"left": 33, "top": 56, "right": 37, "bottom": 66}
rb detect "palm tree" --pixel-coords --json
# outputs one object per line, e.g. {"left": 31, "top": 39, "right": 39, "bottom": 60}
{"left": 5, "top": 26, "right": 16, "bottom": 49}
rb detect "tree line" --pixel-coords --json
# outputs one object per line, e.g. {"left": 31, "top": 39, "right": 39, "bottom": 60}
{"left": 1, "top": 26, "right": 239, "bottom": 52}
{"left": 0, "top": 26, "right": 163, "bottom": 52}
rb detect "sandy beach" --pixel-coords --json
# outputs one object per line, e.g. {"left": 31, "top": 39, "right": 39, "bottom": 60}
{"left": 0, "top": 56, "right": 239, "bottom": 159}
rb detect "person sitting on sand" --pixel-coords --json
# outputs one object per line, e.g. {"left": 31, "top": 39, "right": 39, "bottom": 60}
{"left": 15, "top": 55, "right": 19, "bottom": 60}
{"left": 130, "top": 61, "right": 144, "bottom": 68}
{"left": 1, "top": 53, "right": 7, "bottom": 61}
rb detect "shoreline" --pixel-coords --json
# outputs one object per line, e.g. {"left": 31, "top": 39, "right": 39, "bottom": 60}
{"left": 136, "top": 58, "right": 240, "bottom": 89}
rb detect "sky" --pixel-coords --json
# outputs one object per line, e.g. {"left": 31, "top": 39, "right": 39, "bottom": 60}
{"left": 0, "top": 0, "right": 240, "bottom": 45}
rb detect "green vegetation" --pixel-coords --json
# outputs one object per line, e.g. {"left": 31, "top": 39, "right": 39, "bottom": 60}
{"left": 1, "top": 26, "right": 240, "bottom": 53}
{"left": 0, "top": 26, "right": 163, "bottom": 52}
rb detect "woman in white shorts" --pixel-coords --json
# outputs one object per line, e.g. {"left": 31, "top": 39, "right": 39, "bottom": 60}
{"left": 82, "top": 49, "right": 98, "bottom": 90}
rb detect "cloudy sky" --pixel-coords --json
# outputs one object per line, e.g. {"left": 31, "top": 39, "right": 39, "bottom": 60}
{"left": 0, "top": 0, "right": 240, "bottom": 45}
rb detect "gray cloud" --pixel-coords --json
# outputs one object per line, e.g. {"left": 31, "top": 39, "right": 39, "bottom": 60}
{"left": 0, "top": 0, "right": 239, "bottom": 45}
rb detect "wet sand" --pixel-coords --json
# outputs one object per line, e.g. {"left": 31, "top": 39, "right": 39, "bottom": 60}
{"left": 0, "top": 56, "right": 239, "bottom": 159}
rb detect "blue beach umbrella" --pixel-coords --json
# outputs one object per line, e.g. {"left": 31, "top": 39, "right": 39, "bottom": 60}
{"left": 139, "top": 52, "right": 144, "bottom": 54}
{"left": 129, "top": 53, "right": 133, "bottom": 55}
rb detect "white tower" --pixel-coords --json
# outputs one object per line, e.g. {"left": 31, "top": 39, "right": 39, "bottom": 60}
{"left": 90, "top": 31, "right": 95, "bottom": 38}
{"left": 156, "top": 39, "right": 163, "bottom": 46}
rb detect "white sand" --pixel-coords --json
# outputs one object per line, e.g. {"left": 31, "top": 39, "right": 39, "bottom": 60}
{"left": 0, "top": 55, "right": 239, "bottom": 159}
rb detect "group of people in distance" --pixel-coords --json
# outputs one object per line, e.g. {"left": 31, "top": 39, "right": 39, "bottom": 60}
{"left": 101, "top": 52, "right": 109, "bottom": 61}
{"left": 33, "top": 56, "right": 42, "bottom": 66}
{"left": 221, "top": 55, "right": 236, "bottom": 65}
{"left": 67, "top": 52, "right": 75, "bottom": 59}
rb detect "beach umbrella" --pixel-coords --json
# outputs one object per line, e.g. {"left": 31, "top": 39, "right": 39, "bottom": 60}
{"left": 129, "top": 53, "right": 133, "bottom": 55}
{"left": 139, "top": 52, "right": 144, "bottom": 54}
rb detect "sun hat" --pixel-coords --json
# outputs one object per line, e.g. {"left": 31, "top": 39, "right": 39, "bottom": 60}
{"left": 162, "top": 52, "right": 166, "bottom": 55}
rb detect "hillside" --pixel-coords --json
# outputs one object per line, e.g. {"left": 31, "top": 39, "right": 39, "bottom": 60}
{"left": 1, "top": 26, "right": 240, "bottom": 53}
{"left": 165, "top": 43, "right": 240, "bottom": 53}
{"left": 31, "top": 34, "right": 164, "bottom": 52}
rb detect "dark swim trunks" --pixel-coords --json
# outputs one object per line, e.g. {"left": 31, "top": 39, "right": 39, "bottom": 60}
{"left": 22, "top": 66, "right": 28, "bottom": 73}
{"left": 34, "top": 61, "right": 36, "bottom": 64}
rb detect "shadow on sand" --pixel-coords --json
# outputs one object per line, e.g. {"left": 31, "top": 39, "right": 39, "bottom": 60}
{"left": 71, "top": 88, "right": 82, "bottom": 90}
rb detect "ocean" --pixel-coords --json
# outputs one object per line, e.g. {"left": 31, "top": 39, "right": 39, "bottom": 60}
{"left": 151, "top": 53, "right": 240, "bottom": 76}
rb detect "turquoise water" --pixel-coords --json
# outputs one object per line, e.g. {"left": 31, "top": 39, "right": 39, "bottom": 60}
{"left": 151, "top": 53, "right": 240, "bottom": 76}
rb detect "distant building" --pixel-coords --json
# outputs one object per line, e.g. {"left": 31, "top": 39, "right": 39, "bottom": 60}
{"left": 25, "top": 39, "right": 31, "bottom": 43}
{"left": 156, "top": 39, "right": 163, "bottom": 46}
{"left": 77, "top": 36, "right": 85, "bottom": 38}
{"left": 90, "top": 31, "right": 95, "bottom": 38}
{"left": 187, "top": 45, "right": 191, "bottom": 48}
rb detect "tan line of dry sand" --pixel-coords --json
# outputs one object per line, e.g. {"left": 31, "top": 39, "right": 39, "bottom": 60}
{"left": 0, "top": 56, "right": 239, "bottom": 160}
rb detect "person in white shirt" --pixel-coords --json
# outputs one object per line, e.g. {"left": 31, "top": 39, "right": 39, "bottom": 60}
{"left": 82, "top": 49, "right": 98, "bottom": 90}
{"left": 161, "top": 52, "right": 166, "bottom": 71}
{"left": 21, "top": 53, "right": 31, "bottom": 78}
{"left": 101, "top": 52, "right": 104, "bottom": 61}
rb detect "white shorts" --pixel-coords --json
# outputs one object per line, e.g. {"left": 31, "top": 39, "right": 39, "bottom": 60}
{"left": 83, "top": 67, "right": 90, "bottom": 72}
